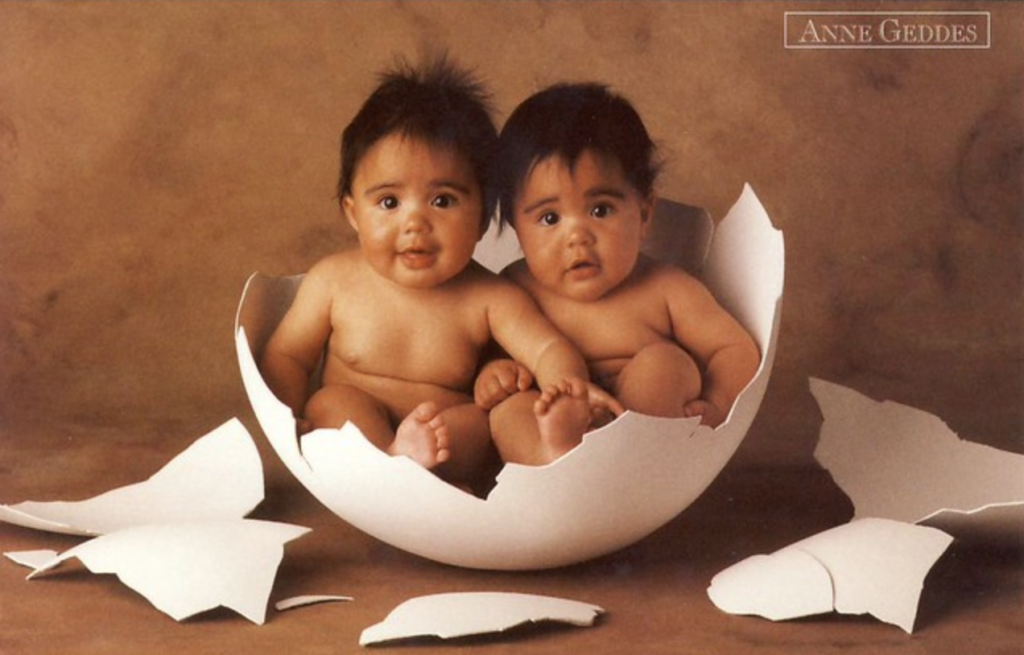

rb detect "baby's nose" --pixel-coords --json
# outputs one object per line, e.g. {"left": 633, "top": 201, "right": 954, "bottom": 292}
{"left": 566, "top": 219, "right": 594, "bottom": 245}
{"left": 402, "top": 207, "right": 432, "bottom": 233}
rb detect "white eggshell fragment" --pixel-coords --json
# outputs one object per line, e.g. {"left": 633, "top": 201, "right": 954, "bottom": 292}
{"left": 0, "top": 419, "right": 264, "bottom": 537}
{"left": 708, "top": 518, "right": 953, "bottom": 633}
{"left": 359, "top": 592, "right": 604, "bottom": 646}
{"left": 811, "top": 377, "right": 1024, "bottom": 539}
{"left": 28, "top": 519, "right": 310, "bottom": 625}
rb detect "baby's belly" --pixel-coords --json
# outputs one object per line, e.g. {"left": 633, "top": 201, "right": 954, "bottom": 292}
{"left": 322, "top": 364, "right": 473, "bottom": 420}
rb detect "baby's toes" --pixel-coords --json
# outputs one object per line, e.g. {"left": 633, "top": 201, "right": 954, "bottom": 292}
{"left": 534, "top": 393, "right": 554, "bottom": 416}
{"left": 435, "top": 446, "right": 451, "bottom": 464}
{"left": 568, "top": 378, "right": 588, "bottom": 399}
{"left": 413, "top": 401, "right": 440, "bottom": 422}
{"left": 427, "top": 413, "right": 446, "bottom": 431}
{"left": 434, "top": 423, "right": 450, "bottom": 449}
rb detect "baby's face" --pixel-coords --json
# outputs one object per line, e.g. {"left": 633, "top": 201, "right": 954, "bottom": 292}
{"left": 511, "top": 149, "right": 652, "bottom": 302}
{"left": 343, "top": 134, "right": 484, "bottom": 289}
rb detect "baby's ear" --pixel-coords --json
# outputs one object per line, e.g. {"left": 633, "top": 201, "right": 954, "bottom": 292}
{"left": 341, "top": 195, "right": 358, "bottom": 232}
{"left": 640, "top": 194, "right": 657, "bottom": 235}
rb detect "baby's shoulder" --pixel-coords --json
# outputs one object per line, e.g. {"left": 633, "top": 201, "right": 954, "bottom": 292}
{"left": 306, "top": 251, "right": 358, "bottom": 277}
{"left": 301, "top": 252, "right": 364, "bottom": 287}
{"left": 636, "top": 256, "right": 700, "bottom": 286}
{"left": 632, "top": 257, "right": 712, "bottom": 301}
{"left": 501, "top": 258, "right": 530, "bottom": 284}
{"left": 293, "top": 252, "right": 365, "bottom": 303}
{"left": 459, "top": 260, "right": 528, "bottom": 300}
{"left": 451, "top": 262, "right": 534, "bottom": 317}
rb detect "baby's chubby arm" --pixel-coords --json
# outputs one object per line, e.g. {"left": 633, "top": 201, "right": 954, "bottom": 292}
{"left": 664, "top": 269, "right": 759, "bottom": 426}
{"left": 484, "top": 281, "right": 623, "bottom": 415}
{"left": 259, "top": 261, "right": 335, "bottom": 421}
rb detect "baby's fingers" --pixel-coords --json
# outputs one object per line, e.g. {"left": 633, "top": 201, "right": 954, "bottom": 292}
{"left": 586, "top": 384, "right": 624, "bottom": 416}
{"left": 683, "top": 399, "right": 724, "bottom": 427}
{"left": 497, "top": 363, "right": 531, "bottom": 395}
{"left": 514, "top": 365, "right": 534, "bottom": 393}
{"left": 474, "top": 375, "right": 507, "bottom": 409}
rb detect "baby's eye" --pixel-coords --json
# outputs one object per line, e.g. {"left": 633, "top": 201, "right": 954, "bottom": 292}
{"left": 378, "top": 195, "right": 399, "bottom": 210}
{"left": 591, "top": 203, "right": 613, "bottom": 219}
{"left": 539, "top": 212, "right": 560, "bottom": 227}
{"left": 431, "top": 193, "right": 457, "bottom": 209}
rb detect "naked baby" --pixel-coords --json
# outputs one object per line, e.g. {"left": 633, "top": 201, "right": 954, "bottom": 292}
{"left": 259, "top": 61, "right": 619, "bottom": 488}
{"left": 476, "top": 83, "right": 760, "bottom": 466}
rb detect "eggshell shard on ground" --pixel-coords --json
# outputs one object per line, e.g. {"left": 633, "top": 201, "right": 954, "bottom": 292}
{"left": 0, "top": 418, "right": 264, "bottom": 536}
{"left": 708, "top": 518, "right": 954, "bottom": 633}
{"left": 359, "top": 592, "right": 604, "bottom": 646}
{"left": 274, "top": 595, "right": 354, "bottom": 611}
{"left": 4, "top": 549, "right": 59, "bottom": 570}
{"left": 707, "top": 549, "right": 834, "bottom": 621}
{"left": 27, "top": 519, "right": 311, "bottom": 625}
{"left": 811, "top": 378, "right": 1024, "bottom": 540}
{"left": 236, "top": 185, "right": 784, "bottom": 570}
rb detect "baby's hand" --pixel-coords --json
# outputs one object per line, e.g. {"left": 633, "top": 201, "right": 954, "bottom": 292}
{"left": 474, "top": 359, "right": 534, "bottom": 410}
{"left": 582, "top": 380, "right": 625, "bottom": 424}
{"left": 683, "top": 399, "right": 726, "bottom": 428}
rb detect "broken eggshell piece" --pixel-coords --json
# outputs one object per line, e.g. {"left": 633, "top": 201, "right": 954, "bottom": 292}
{"left": 707, "top": 517, "right": 954, "bottom": 633}
{"left": 359, "top": 592, "right": 604, "bottom": 646}
{"left": 811, "top": 377, "right": 1024, "bottom": 541}
{"left": 27, "top": 519, "right": 311, "bottom": 625}
{"left": 235, "top": 184, "right": 784, "bottom": 570}
{"left": 0, "top": 418, "right": 263, "bottom": 536}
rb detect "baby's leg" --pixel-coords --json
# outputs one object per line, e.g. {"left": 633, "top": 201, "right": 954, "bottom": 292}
{"left": 490, "top": 391, "right": 544, "bottom": 465}
{"left": 307, "top": 385, "right": 448, "bottom": 468}
{"left": 535, "top": 378, "right": 592, "bottom": 453}
{"left": 307, "top": 385, "right": 494, "bottom": 483}
{"left": 431, "top": 402, "right": 497, "bottom": 488}
{"left": 394, "top": 400, "right": 497, "bottom": 486}
{"left": 305, "top": 383, "right": 393, "bottom": 446}
{"left": 490, "top": 380, "right": 591, "bottom": 466}
{"left": 615, "top": 342, "right": 702, "bottom": 417}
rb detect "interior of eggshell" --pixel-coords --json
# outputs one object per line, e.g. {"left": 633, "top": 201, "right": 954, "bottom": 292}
{"left": 235, "top": 186, "right": 784, "bottom": 570}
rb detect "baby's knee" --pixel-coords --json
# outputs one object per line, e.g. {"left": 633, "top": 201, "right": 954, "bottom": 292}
{"left": 636, "top": 342, "right": 700, "bottom": 379}
{"left": 619, "top": 342, "right": 702, "bottom": 414}
{"left": 304, "top": 385, "right": 339, "bottom": 418}
{"left": 489, "top": 390, "right": 540, "bottom": 425}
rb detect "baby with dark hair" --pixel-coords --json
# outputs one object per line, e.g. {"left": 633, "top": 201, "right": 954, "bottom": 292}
{"left": 476, "top": 83, "right": 759, "bottom": 466}
{"left": 260, "top": 61, "right": 619, "bottom": 487}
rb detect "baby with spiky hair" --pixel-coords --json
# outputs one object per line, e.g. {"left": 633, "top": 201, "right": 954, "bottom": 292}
{"left": 260, "top": 60, "right": 619, "bottom": 488}
{"left": 476, "top": 83, "right": 759, "bottom": 466}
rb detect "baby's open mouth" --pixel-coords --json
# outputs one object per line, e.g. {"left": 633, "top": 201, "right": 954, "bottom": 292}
{"left": 566, "top": 259, "right": 600, "bottom": 280}
{"left": 399, "top": 245, "right": 437, "bottom": 268}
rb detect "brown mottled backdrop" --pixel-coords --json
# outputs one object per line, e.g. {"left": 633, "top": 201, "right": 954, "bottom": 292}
{"left": 0, "top": 3, "right": 1021, "bottom": 654}
{"left": 2, "top": 1, "right": 1020, "bottom": 465}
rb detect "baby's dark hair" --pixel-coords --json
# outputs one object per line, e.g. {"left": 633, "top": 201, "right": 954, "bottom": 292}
{"left": 337, "top": 57, "right": 498, "bottom": 228}
{"left": 494, "top": 83, "right": 659, "bottom": 227}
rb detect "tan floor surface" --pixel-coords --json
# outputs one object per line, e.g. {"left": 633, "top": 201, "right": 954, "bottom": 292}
{"left": 1, "top": 418, "right": 1021, "bottom": 654}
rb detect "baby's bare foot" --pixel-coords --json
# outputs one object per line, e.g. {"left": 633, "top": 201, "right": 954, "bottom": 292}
{"left": 533, "top": 378, "right": 592, "bottom": 462}
{"left": 390, "top": 402, "right": 451, "bottom": 469}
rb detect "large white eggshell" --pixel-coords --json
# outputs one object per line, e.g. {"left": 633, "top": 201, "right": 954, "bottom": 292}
{"left": 235, "top": 184, "right": 784, "bottom": 570}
